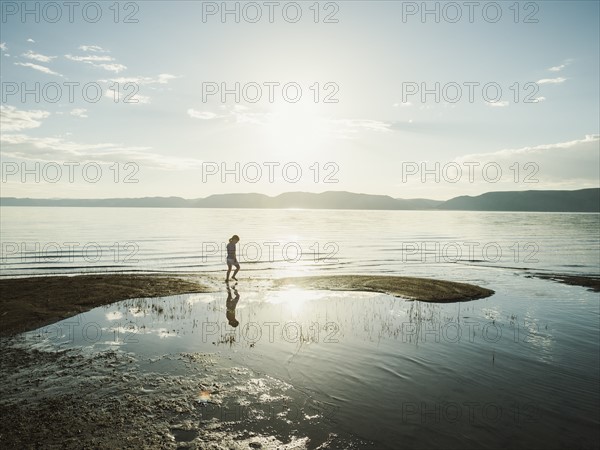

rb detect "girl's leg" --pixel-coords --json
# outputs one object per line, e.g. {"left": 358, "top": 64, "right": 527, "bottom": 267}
{"left": 226, "top": 264, "right": 232, "bottom": 281}
{"left": 232, "top": 263, "right": 240, "bottom": 280}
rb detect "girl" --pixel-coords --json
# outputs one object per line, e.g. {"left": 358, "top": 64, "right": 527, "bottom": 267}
{"left": 226, "top": 235, "right": 240, "bottom": 282}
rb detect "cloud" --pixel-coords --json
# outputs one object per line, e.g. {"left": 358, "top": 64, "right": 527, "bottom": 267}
{"left": 78, "top": 45, "right": 108, "bottom": 53}
{"left": 317, "top": 119, "right": 394, "bottom": 140}
{"left": 2, "top": 106, "right": 201, "bottom": 171}
{"left": 65, "top": 51, "right": 127, "bottom": 73}
{"left": 27, "top": 38, "right": 35, "bottom": 43}
{"left": 102, "top": 88, "right": 150, "bottom": 104}
{"left": 486, "top": 101, "right": 509, "bottom": 107}
{"left": 105, "top": 74, "right": 178, "bottom": 85}
{"left": 1, "top": 105, "right": 50, "bottom": 131}
{"left": 65, "top": 54, "right": 113, "bottom": 62}
{"left": 187, "top": 109, "right": 222, "bottom": 120}
{"left": 393, "top": 102, "right": 412, "bottom": 107}
{"left": 230, "top": 107, "right": 271, "bottom": 125}
{"left": 14, "top": 62, "right": 62, "bottom": 76}
{"left": 95, "top": 63, "right": 127, "bottom": 73}
{"left": 22, "top": 50, "right": 57, "bottom": 63}
{"left": 187, "top": 105, "right": 393, "bottom": 139}
{"left": 537, "top": 77, "right": 566, "bottom": 84}
{"left": 548, "top": 59, "right": 572, "bottom": 72}
{"left": 187, "top": 105, "right": 270, "bottom": 125}
{"left": 455, "top": 135, "right": 600, "bottom": 185}
{"left": 98, "top": 74, "right": 178, "bottom": 104}
{"left": 534, "top": 96, "right": 546, "bottom": 102}
{"left": 70, "top": 108, "right": 88, "bottom": 118}
{"left": 1, "top": 134, "right": 203, "bottom": 170}
{"left": 129, "top": 94, "right": 151, "bottom": 104}
{"left": 330, "top": 119, "right": 392, "bottom": 133}
{"left": 549, "top": 64, "right": 566, "bottom": 72}
{"left": 0, "top": 42, "right": 7, "bottom": 52}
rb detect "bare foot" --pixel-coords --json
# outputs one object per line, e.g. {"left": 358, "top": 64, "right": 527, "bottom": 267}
{"left": 232, "top": 276, "right": 238, "bottom": 281}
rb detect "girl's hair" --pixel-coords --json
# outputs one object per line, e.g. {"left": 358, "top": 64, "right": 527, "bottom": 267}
{"left": 229, "top": 235, "right": 239, "bottom": 242}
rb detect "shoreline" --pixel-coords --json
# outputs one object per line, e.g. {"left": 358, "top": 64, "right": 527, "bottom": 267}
{"left": 2, "top": 270, "right": 597, "bottom": 338}
{"left": 272, "top": 275, "right": 494, "bottom": 302}
{"left": 528, "top": 273, "right": 600, "bottom": 292}
{"left": 0, "top": 274, "right": 211, "bottom": 338}
{"left": 0, "top": 273, "right": 495, "bottom": 337}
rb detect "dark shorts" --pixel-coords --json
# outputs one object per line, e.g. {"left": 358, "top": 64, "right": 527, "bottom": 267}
{"left": 227, "top": 258, "right": 240, "bottom": 268}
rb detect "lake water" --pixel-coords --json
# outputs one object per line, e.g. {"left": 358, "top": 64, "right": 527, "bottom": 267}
{"left": 2, "top": 207, "right": 599, "bottom": 449}
{"left": 1, "top": 207, "right": 599, "bottom": 278}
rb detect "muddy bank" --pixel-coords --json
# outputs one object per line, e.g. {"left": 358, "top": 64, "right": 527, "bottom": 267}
{"left": 0, "top": 273, "right": 495, "bottom": 337}
{"left": 0, "top": 339, "right": 360, "bottom": 449}
{"left": 0, "top": 275, "right": 211, "bottom": 337}
{"left": 528, "top": 273, "right": 600, "bottom": 292}
{"left": 273, "top": 275, "right": 494, "bottom": 302}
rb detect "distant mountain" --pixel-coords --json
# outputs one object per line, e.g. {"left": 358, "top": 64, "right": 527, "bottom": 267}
{"left": 281, "top": 191, "right": 447, "bottom": 210}
{"left": 0, "top": 191, "right": 443, "bottom": 210}
{"left": 1, "top": 188, "right": 598, "bottom": 212}
{"left": 438, "top": 188, "right": 600, "bottom": 212}
{"left": 193, "top": 193, "right": 273, "bottom": 208}
{"left": 0, "top": 196, "right": 191, "bottom": 208}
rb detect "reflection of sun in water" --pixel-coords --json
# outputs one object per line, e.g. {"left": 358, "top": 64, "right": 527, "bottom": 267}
{"left": 197, "top": 390, "right": 211, "bottom": 404}
{"left": 106, "top": 311, "right": 124, "bottom": 321}
{"left": 267, "top": 288, "right": 322, "bottom": 315}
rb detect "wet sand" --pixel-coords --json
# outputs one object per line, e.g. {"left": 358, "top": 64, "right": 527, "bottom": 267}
{"left": 0, "top": 275, "right": 211, "bottom": 337}
{"left": 0, "top": 343, "right": 332, "bottom": 449}
{"left": 529, "top": 273, "right": 600, "bottom": 292}
{"left": 4, "top": 271, "right": 598, "bottom": 339}
{"left": 273, "top": 275, "right": 494, "bottom": 302}
{"left": 0, "top": 274, "right": 494, "bottom": 337}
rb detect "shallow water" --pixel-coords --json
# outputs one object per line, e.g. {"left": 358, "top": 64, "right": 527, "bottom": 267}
{"left": 22, "top": 269, "right": 600, "bottom": 449}
{"left": 1, "top": 207, "right": 599, "bottom": 278}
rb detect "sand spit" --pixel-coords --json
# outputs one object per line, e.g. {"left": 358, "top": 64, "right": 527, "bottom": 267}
{"left": 273, "top": 275, "right": 495, "bottom": 302}
{"left": 0, "top": 275, "right": 211, "bottom": 337}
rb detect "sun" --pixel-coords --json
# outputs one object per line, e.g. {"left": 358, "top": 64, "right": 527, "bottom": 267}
{"left": 261, "top": 101, "right": 329, "bottom": 156}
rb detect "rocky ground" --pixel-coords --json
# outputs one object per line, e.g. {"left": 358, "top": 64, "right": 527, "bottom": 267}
{"left": 0, "top": 336, "right": 350, "bottom": 449}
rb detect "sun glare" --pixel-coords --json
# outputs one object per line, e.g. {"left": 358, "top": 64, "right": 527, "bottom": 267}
{"left": 261, "top": 102, "right": 329, "bottom": 155}
{"left": 266, "top": 288, "right": 323, "bottom": 314}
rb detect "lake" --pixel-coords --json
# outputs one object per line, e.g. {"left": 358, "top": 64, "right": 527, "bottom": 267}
{"left": 1, "top": 207, "right": 599, "bottom": 278}
{"left": 2, "top": 207, "right": 599, "bottom": 449}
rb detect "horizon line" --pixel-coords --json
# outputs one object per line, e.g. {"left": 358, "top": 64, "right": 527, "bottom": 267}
{"left": 1, "top": 187, "right": 599, "bottom": 202}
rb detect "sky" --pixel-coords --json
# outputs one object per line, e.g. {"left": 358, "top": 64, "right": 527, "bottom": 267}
{"left": 1, "top": 0, "right": 599, "bottom": 200}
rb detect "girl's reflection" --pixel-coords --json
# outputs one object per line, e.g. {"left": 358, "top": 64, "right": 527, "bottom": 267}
{"left": 226, "top": 284, "right": 240, "bottom": 328}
